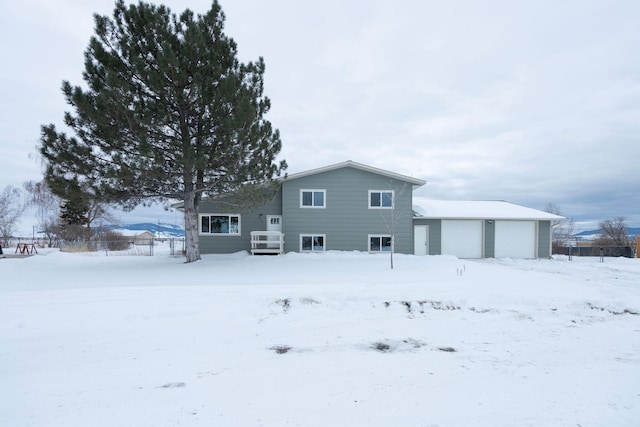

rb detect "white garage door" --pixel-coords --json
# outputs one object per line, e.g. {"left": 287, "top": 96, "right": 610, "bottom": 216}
{"left": 495, "top": 221, "right": 536, "bottom": 258}
{"left": 441, "top": 220, "right": 483, "bottom": 258}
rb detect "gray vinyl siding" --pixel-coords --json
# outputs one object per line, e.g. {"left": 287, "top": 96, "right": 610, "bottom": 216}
{"left": 484, "top": 220, "right": 495, "bottom": 258}
{"left": 537, "top": 220, "right": 552, "bottom": 258}
{"left": 412, "top": 218, "right": 441, "bottom": 255}
{"left": 198, "top": 189, "right": 282, "bottom": 254}
{"left": 282, "top": 167, "right": 415, "bottom": 253}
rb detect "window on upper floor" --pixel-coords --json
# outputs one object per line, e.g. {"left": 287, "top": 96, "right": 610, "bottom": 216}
{"left": 369, "top": 190, "right": 394, "bottom": 209}
{"left": 200, "top": 214, "right": 240, "bottom": 235}
{"left": 300, "top": 189, "right": 326, "bottom": 208}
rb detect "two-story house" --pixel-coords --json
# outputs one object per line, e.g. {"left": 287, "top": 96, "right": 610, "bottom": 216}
{"left": 194, "top": 160, "right": 563, "bottom": 258}
{"left": 197, "top": 161, "right": 424, "bottom": 254}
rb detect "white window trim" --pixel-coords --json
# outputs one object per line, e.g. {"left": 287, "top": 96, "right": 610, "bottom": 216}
{"left": 368, "top": 190, "right": 394, "bottom": 209}
{"left": 299, "top": 234, "right": 326, "bottom": 252}
{"left": 368, "top": 234, "right": 393, "bottom": 252}
{"left": 199, "top": 213, "right": 241, "bottom": 236}
{"left": 300, "top": 189, "right": 326, "bottom": 208}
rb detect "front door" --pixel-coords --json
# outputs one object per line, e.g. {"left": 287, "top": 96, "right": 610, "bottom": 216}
{"left": 266, "top": 215, "right": 282, "bottom": 248}
{"left": 414, "top": 225, "right": 429, "bottom": 255}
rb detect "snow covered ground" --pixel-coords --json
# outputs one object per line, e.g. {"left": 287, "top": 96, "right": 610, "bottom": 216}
{"left": 1, "top": 246, "right": 639, "bottom": 426}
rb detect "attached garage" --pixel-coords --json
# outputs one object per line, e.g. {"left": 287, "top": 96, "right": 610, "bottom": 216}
{"left": 413, "top": 199, "right": 564, "bottom": 259}
{"left": 494, "top": 220, "right": 536, "bottom": 258}
{"left": 441, "top": 220, "right": 483, "bottom": 258}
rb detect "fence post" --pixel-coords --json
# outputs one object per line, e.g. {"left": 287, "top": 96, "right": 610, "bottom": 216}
{"left": 568, "top": 246, "right": 572, "bottom": 261}
{"left": 599, "top": 247, "right": 604, "bottom": 263}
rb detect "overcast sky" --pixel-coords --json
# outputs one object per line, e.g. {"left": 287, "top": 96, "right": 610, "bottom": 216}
{"left": 1, "top": 0, "right": 639, "bottom": 232}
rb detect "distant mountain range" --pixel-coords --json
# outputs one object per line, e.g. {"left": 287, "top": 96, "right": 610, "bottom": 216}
{"left": 576, "top": 227, "right": 639, "bottom": 239}
{"left": 107, "top": 222, "right": 184, "bottom": 237}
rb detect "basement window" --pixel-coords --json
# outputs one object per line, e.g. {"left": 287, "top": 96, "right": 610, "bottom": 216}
{"left": 300, "top": 234, "right": 325, "bottom": 252}
{"left": 369, "top": 235, "right": 392, "bottom": 252}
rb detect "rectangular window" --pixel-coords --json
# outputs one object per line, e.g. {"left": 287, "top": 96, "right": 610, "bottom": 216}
{"left": 301, "top": 189, "right": 326, "bottom": 208}
{"left": 300, "top": 234, "right": 326, "bottom": 252}
{"left": 369, "top": 235, "right": 392, "bottom": 252}
{"left": 369, "top": 190, "right": 394, "bottom": 209}
{"left": 200, "top": 214, "right": 240, "bottom": 235}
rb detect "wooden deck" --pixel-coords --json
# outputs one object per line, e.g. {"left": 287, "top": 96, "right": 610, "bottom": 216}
{"left": 250, "top": 231, "right": 285, "bottom": 255}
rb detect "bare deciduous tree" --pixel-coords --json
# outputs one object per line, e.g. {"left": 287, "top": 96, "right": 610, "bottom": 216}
{"left": 0, "top": 185, "right": 27, "bottom": 243}
{"left": 23, "top": 180, "right": 121, "bottom": 246}
{"left": 23, "top": 180, "right": 60, "bottom": 220}
{"left": 544, "top": 202, "right": 574, "bottom": 249}
{"left": 595, "top": 217, "right": 630, "bottom": 246}
{"left": 594, "top": 217, "right": 631, "bottom": 256}
{"left": 380, "top": 181, "right": 411, "bottom": 270}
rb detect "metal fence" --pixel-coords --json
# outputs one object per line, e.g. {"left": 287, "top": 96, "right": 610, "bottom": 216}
{"left": 2, "top": 237, "right": 186, "bottom": 257}
{"left": 58, "top": 238, "right": 185, "bottom": 256}
{"left": 555, "top": 245, "right": 635, "bottom": 259}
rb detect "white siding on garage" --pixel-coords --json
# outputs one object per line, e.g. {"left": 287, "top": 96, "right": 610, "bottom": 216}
{"left": 441, "top": 220, "right": 483, "bottom": 258}
{"left": 495, "top": 221, "right": 536, "bottom": 258}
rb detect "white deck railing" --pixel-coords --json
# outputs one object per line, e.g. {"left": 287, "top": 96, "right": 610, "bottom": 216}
{"left": 250, "top": 231, "right": 285, "bottom": 255}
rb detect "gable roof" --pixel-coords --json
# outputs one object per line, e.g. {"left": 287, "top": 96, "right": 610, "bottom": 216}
{"left": 413, "top": 198, "right": 565, "bottom": 220}
{"left": 283, "top": 160, "right": 426, "bottom": 187}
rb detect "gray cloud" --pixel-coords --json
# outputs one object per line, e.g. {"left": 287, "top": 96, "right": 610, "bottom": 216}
{"left": 2, "top": 0, "right": 638, "bottom": 232}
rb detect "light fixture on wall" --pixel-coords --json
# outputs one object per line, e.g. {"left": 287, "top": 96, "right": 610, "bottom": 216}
{"left": 259, "top": 213, "right": 264, "bottom": 220}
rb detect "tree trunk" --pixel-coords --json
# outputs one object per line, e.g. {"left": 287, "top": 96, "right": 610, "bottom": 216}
{"left": 183, "top": 190, "right": 201, "bottom": 263}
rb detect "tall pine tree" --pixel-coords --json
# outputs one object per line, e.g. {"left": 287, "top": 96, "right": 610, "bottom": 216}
{"left": 40, "top": 0, "right": 286, "bottom": 262}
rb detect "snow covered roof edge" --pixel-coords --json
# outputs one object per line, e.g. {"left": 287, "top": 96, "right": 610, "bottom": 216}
{"left": 413, "top": 199, "right": 566, "bottom": 220}
{"left": 283, "top": 160, "right": 426, "bottom": 187}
